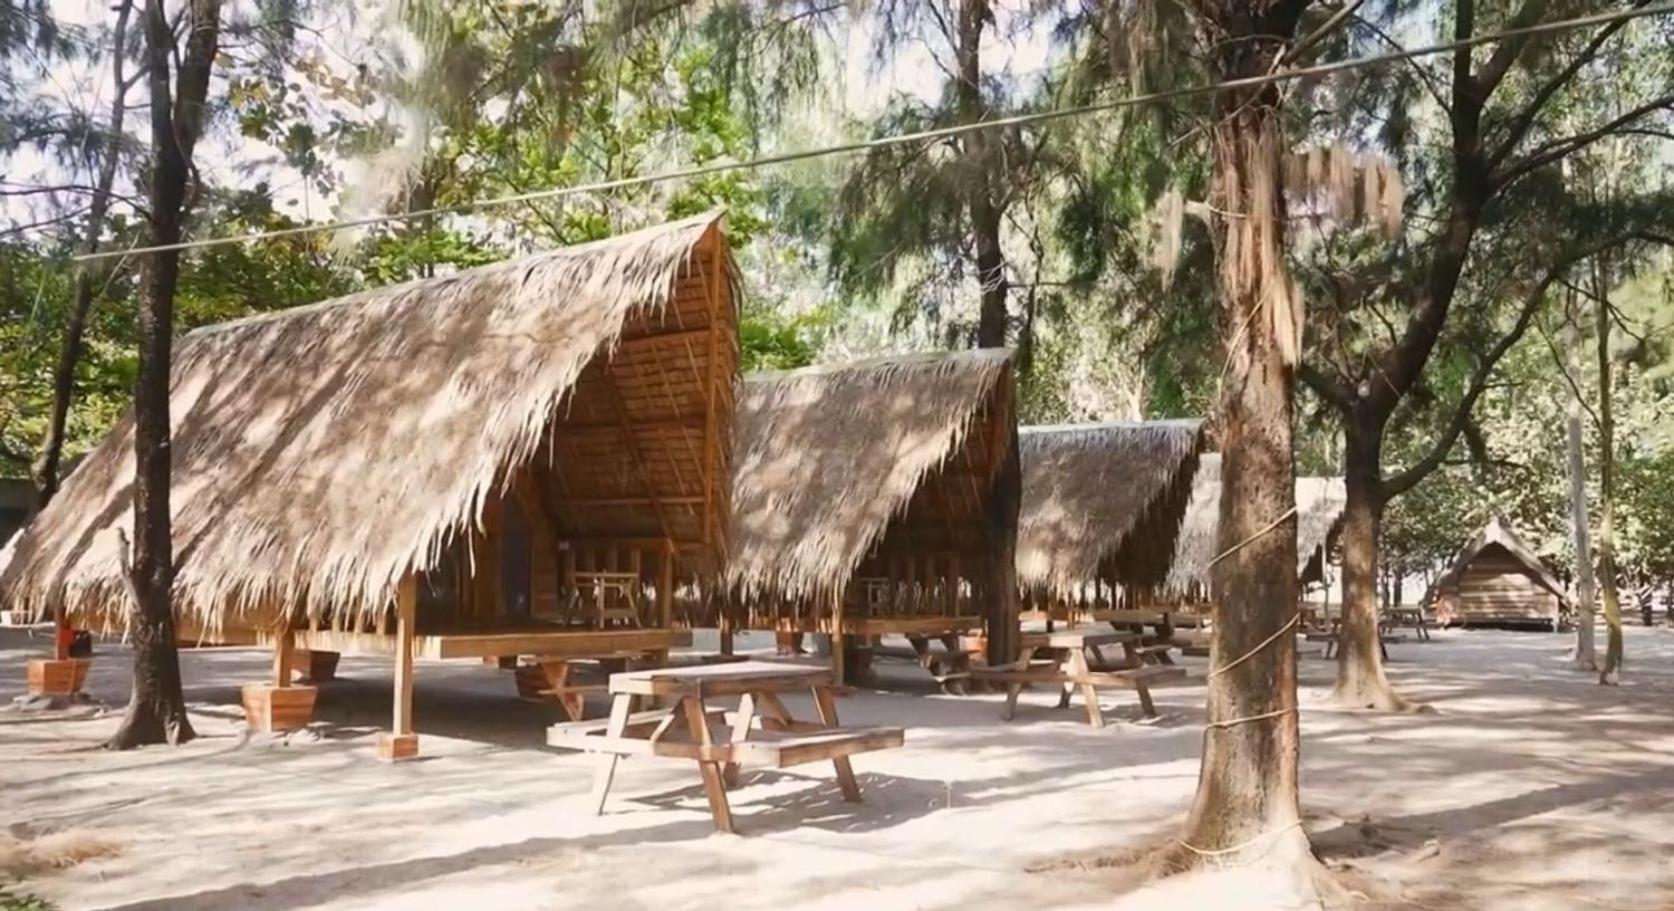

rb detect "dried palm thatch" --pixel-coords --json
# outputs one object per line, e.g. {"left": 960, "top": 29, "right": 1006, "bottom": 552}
{"left": 1163, "top": 454, "right": 1347, "bottom": 599}
{"left": 1016, "top": 420, "right": 1204, "bottom": 600}
{"left": 724, "top": 348, "right": 1014, "bottom": 605}
{"left": 1, "top": 211, "right": 735, "bottom": 634}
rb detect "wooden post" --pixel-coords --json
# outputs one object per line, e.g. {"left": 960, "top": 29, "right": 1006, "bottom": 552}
{"left": 830, "top": 591, "right": 846, "bottom": 687}
{"left": 240, "top": 625, "right": 316, "bottom": 732}
{"left": 378, "top": 575, "right": 420, "bottom": 761}
{"left": 657, "top": 546, "right": 675, "bottom": 629}
{"left": 272, "top": 628, "right": 294, "bottom": 688}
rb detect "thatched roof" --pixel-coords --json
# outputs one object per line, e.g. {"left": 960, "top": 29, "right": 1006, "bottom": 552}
{"left": 1164, "top": 454, "right": 1347, "bottom": 597}
{"left": 1, "top": 211, "right": 735, "bottom": 631}
{"left": 1427, "top": 516, "right": 1568, "bottom": 604}
{"left": 1016, "top": 420, "right": 1203, "bottom": 598}
{"left": 724, "top": 348, "right": 1014, "bottom": 603}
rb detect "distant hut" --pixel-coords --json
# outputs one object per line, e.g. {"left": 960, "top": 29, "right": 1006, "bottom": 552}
{"left": 1164, "top": 454, "right": 1347, "bottom": 602}
{"left": 1015, "top": 420, "right": 1204, "bottom": 620}
{"left": 1425, "top": 516, "right": 1568, "bottom": 629}
{"left": 0, "top": 212, "right": 740, "bottom": 755}
{"left": 722, "top": 349, "right": 1019, "bottom": 685}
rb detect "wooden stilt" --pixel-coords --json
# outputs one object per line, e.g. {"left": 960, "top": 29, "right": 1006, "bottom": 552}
{"left": 273, "top": 629, "right": 294, "bottom": 688}
{"left": 830, "top": 593, "right": 846, "bottom": 688}
{"left": 241, "top": 627, "right": 316, "bottom": 732}
{"left": 378, "top": 576, "right": 420, "bottom": 761}
{"left": 657, "top": 546, "right": 675, "bottom": 629}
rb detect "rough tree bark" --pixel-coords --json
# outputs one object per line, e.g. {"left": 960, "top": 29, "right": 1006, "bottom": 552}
{"left": 954, "top": 0, "right": 1007, "bottom": 348}
{"left": 1331, "top": 414, "right": 1419, "bottom": 710}
{"left": 1165, "top": 0, "right": 1320, "bottom": 882}
{"left": 108, "top": 0, "right": 221, "bottom": 750}
{"left": 1563, "top": 311, "right": 1597, "bottom": 670}
{"left": 1594, "top": 253, "right": 1622, "bottom": 684}
{"left": 33, "top": 0, "right": 135, "bottom": 506}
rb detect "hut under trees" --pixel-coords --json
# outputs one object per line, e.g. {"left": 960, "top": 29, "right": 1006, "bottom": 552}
{"left": 1163, "top": 454, "right": 1348, "bottom": 606}
{"left": 0, "top": 212, "right": 739, "bottom": 757}
{"left": 720, "top": 349, "right": 1019, "bottom": 686}
{"left": 1425, "top": 516, "right": 1568, "bottom": 629}
{"left": 1015, "top": 420, "right": 1204, "bottom": 625}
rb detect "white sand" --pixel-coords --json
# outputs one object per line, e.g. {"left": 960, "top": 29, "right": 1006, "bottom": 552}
{"left": 4, "top": 625, "right": 1674, "bottom": 910}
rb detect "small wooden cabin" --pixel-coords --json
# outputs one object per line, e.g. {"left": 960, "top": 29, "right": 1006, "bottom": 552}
{"left": 720, "top": 349, "right": 1019, "bottom": 684}
{"left": 1426, "top": 517, "right": 1567, "bottom": 628}
{"left": 1162, "top": 454, "right": 1347, "bottom": 605}
{"left": 0, "top": 212, "right": 739, "bottom": 755}
{"left": 1015, "top": 421, "right": 1203, "bottom": 623}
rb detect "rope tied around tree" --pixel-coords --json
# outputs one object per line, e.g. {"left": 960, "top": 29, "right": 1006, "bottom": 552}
{"left": 1175, "top": 819, "right": 1305, "bottom": 858}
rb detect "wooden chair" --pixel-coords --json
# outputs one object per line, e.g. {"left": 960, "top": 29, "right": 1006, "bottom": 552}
{"left": 571, "top": 571, "right": 643, "bottom": 629}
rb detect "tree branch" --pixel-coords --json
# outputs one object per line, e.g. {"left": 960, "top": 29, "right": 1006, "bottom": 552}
{"left": 1492, "top": 92, "right": 1674, "bottom": 190}
{"left": 1299, "top": 362, "right": 1356, "bottom": 410}
{"left": 1486, "top": 0, "right": 1648, "bottom": 167}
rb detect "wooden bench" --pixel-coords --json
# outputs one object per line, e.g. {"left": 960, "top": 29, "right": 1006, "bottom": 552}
{"left": 974, "top": 630, "right": 1184, "bottom": 727}
{"left": 1133, "top": 642, "right": 1177, "bottom": 665}
{"left": 547, "top": 662, "right": 904, "bottom": 833}
{"left": 1306, "top": 630, "right": 1405, "bottom": 660}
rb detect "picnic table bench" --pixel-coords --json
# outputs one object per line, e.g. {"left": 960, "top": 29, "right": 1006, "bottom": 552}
{"left": 969, "top": 630, "right": 1185, "bottom": 727}
{"left": 547, "top": 661, "right": 903, "bottom": 833}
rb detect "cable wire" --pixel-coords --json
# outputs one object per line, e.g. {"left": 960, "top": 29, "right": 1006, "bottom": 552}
{"left": 72, "top": 1, "right": 1674, "bottom": 263}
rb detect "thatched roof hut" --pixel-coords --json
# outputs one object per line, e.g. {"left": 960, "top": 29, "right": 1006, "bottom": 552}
{"left": 1425, "top": 516, "right": 1567, "bottom": 627}
{"left": 722, "top": 348, "right": 1019, "bottom": 679}
{"left": 1163, "top": 454, "right": 1347, "bottom": 599}
{"left": 1015, "top": 420, "right": 1204, "bottom": 601}
{"left": 1, "top": 212, "right": 739, "bottom": 643}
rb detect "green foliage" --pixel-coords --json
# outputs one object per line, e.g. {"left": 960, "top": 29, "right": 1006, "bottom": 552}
{"left": 740, "top": 306, "right": 824, "bottom": 372}
{"left": 0, "top": 880, "right": 57, "bottom": 911}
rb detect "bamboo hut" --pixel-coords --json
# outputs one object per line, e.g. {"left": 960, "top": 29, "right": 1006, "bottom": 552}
{"left": 0, "top": 212, "right": 740, "bottom": 756}
{"left": 721, "top": 349, "right": 1019, "bottom": 685}
{"left": 1015, "top": 420, "right": 1204, "bottom": 624}
{"left": 1163, "top": 454, "right": 1347, "bottom": 603}
{"left": 1425, "top": 516, "right": 1567, "bottom": 629}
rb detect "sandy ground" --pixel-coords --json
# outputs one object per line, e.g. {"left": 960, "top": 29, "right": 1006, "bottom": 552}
{"left": 4, "top": 624, "right": 1674, "bottom": 911}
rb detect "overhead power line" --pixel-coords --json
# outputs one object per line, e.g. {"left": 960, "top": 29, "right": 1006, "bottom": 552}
{"left": 75, "top": 1, "right": 1674, "bottom": 263}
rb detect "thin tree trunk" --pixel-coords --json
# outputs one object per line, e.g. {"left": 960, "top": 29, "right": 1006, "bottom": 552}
{"left": 1595, "top": 255, "right": 1622, "bottom": 684}
{"left": 33, "top": 0, "right": 135, "bottom": 506}
{"left": 1168, "top": 18, "right": 1317, "bottom": 878}
{"left": 1563, "top": 310, "right": 1597, "bottom": 670}
{"left": 954, "top": 0, "right": 1007, "bottom": 348}
{"left": 1332, "top": 417, "right": 1418, "bottom": 710}
{"left": 108, "top": 0, "right": 220, "bottom": 750}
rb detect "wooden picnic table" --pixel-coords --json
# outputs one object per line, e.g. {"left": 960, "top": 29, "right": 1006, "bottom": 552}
{"left": 547, "top": 661, "right": 904, "bottom": 833}
{"left": 1383, "top": 606, "right": 1431, "bottom": 641}
{"left": 973, "top": 629, "right": 1184, "bottom": 727}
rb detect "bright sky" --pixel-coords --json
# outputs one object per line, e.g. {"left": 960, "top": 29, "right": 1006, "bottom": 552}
{"left": 3, "top": 0, "right": 1063, "bottom": 238}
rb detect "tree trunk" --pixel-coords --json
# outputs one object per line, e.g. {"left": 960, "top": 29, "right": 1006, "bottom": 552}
{"left": 1170, "top": 20, "right": 1316, "bottom": 876}
{"left": 954, "top": 0, "right": 1007, "bottom": 348}
{"left": 33, "top": 0, "right": 134, "bottom": 507}
{"left": 1563, "top": 311, "right": 1597, "bottom": 670}
{"left": 1331, "top": 416, "right": 1418, "bottom": 710}
{"left": 108, "top": 0, "right": 220, "bottom": 750}
{"left": 1595, "top": 256, "right": 1622, "bottom": 684}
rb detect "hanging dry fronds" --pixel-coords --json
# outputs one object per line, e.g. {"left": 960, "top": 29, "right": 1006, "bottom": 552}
{"left": 1149, "top": 188, "right": 1186, "bottom": 286}
{"left": 1283, "top": 143, "right": 1406, "bottom": 239}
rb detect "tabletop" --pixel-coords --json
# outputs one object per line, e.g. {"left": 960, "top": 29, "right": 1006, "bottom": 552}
{"left": 607, "top": 660, "right": 833, "bottom": 697}
{"left": 1020, "top": 629, "right": 1139, "bottom": 650}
